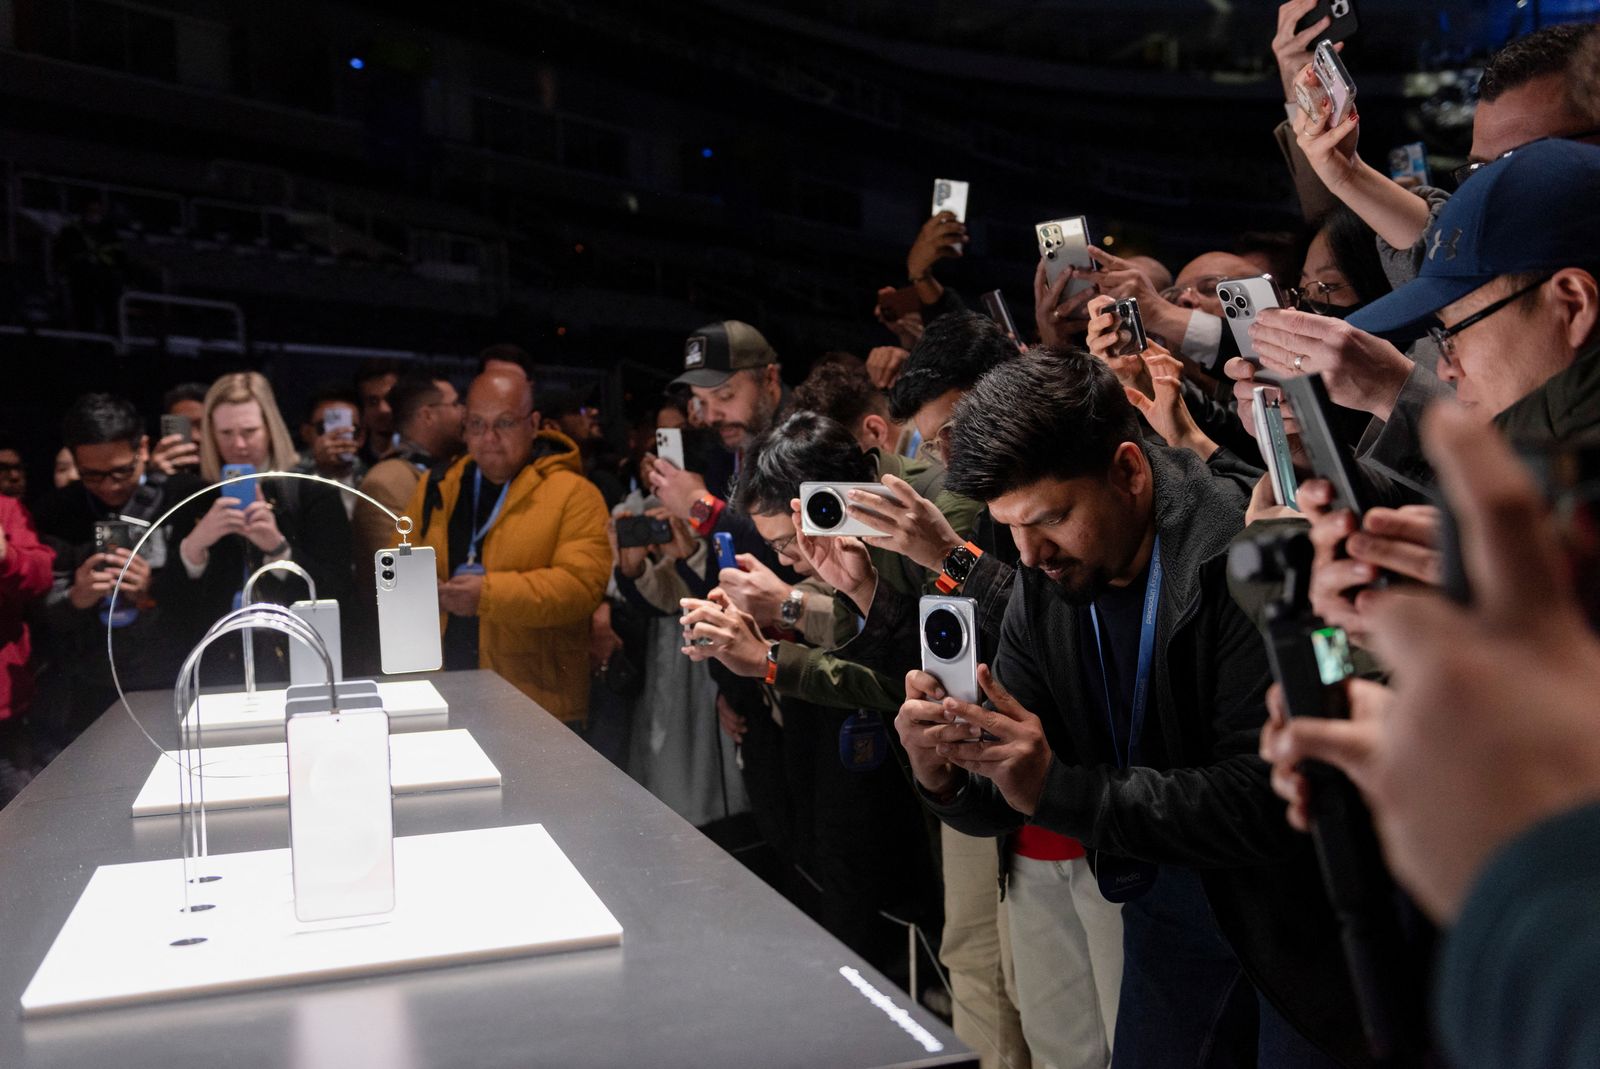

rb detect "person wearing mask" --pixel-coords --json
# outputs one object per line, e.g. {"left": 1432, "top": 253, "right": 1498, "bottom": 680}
{"left": 899, "top": 348, "right": 1367, "bottom": 1067}
{"left": 354, "top": 358, "right": 400, "bottom": 466}
{"left": 36, "top": 394, "right": 206, "bottom": 737}
{"left": 0, "top": 489, "right": 52, "bottom": 802}
{"left": 180, "top": 373, "right": 353, "bottom": 680}
{"left": 295, "top": 387, "right": 368, "bottom": 513}
{"left": 407, "top": 367, "right": 610, "bottom": 725}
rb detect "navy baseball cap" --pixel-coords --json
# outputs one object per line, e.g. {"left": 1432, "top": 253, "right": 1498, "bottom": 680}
{"left": 1348, "top": 140, "right": 1600, "bottom": 335}
{"left": 671, "top": 321, "right": 779, "bottom": 389}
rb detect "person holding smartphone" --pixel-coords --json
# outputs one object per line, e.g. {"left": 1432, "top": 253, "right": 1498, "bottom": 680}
{"left": 294, "top": 387, "right": 368, "bottom": 515}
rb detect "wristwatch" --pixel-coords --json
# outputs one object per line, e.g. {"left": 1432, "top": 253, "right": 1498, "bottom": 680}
{"left": 935, "top": 541, "right": 984, "bottom": 594}
{"left": 688, "top": 492, "right": 719, "bottom": 535}
{"left": 779, "top": 588, "right": 805, "bottom": 629}
{"left": 762, "top": 641, "right": 780, "bottom": 685}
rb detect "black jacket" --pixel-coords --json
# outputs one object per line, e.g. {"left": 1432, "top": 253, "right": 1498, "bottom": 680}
{"left": 926, "top": 443, "right": 1372, "bottom": 1068}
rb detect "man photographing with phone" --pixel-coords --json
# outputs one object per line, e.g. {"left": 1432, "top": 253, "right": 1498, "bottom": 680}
{"left": 896, "top": 348, "right": 1370, "bottom": 1067}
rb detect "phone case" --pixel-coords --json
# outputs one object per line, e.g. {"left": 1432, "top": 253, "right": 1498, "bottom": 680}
{"left": 93, "top": 520, "right": 132, "bottom": 554}
{"left": 714, "top": 532, "right": 737, "bottom": 570}
{"left": 1110, "top": 298, "right": 1149, "bottom": 358}
{"left": 1295, "top": 0, "right": 1358, "bottom": 46}
{"left": 1036, "top": 217, "right": 1095, "bottom": 299}
{"left": 1281, "top": 374, "right": 1372, "bottom": 518}
{"left": 220, "top": 463, "right": 258, "bottom": 508}
{"left": 1216, "top": 275, "right": 1283, "bottom": 371}
{"left": 159, "top": 414, "right": 191, "bottom": 440}
{"left": 287, "top": 706, "right": 395, "bottom": 922}
{"left": 799, "top": 482, "right": 897, "bottom": 538}
{"left": 1252, "top": 387, "right": 1298, "bottom": 510}
{"left": 654, "top": 428, "right": 685, "bottom": 470}
{"left": 375, "top": 546, "right": 442, "bottom": 674}
{"left": 919, "top": 596, "right": 979, "bottom": 705}
{"left": 931, "top": 178, "right": 969, "bottom": 222}
{"left": 1313, "top": 40, "right": 1357, "bottom": 125}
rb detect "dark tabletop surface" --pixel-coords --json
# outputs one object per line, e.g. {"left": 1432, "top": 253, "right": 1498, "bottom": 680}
{"left": 0, "top": 669, "right": 974, "bottom": 1069}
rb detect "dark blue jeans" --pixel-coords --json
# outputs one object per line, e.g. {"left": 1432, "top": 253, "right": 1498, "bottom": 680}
{"left": 1110, "top": 866, "right": 1342, "bottom": 1069}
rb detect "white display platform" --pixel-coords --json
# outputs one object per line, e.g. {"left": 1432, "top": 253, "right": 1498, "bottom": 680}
{"left": 130, "top": 729, "right": 502, "bottom": 817}
{"left": 20, "top": 824, "right": 624, "bottom": 1017}
{"left": 183, "top": 679, "right": 448, "bottom": 732}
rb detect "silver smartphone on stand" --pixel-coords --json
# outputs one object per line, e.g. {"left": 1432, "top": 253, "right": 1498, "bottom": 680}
{"left": 287, "top": 704, "right": 395, "bottom": 922}
{"left": 375, "top": 546, "right": 442, "bottom": 674}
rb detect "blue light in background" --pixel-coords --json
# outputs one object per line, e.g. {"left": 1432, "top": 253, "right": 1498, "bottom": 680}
{"left": 700, "top": 147, "right": 714, "bottom": 159}
{"left": 348, "top": 56, "right": 365, "bottom": 70}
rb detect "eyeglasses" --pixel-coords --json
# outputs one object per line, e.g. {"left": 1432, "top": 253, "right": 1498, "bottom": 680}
{"left": 763, "top": 533, "right": 797, "bottom": 557}
{"left": 78, "top": 460, "right": 139, "bottom": 485}
{"left": 1451, "top": 128, "right": 1600, "bottom": 187}
{"left": 1159, "top": 275, "right": 1229, "bottom": 304}
{"left": 464, "top": 411, "right": 533, "bottom": 438}
{"left": 1427, "top": 274, "right": 1550, "bottom": 369}
{"left": 1287, "top": 280, "right": 1351, "bottom": 310}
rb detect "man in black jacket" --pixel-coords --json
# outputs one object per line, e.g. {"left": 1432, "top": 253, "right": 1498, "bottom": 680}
{"left": 895, "top": 348, "right": 1368, "bottom": 1068}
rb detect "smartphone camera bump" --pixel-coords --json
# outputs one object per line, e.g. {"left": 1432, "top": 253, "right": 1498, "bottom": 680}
{"left": 1330, "top": 0, "right": 1349, "bottom": 16}
{"left": 379, "top": 554, "right": 396, "bottom": 588}
{"left": 923, "top": 607, "right": 968, "bottom": 663}
{"left": 805, "top": 487, "right": 846, "bottom": 532}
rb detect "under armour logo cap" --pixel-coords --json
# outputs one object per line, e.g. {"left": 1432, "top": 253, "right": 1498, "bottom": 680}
{"left": 1349, "top": 140, "right": 1600, "bottom": 334}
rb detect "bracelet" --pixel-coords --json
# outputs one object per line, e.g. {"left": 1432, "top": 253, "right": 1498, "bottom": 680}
{"left": 762, "top": 641, "right": 780, "bottom": 686}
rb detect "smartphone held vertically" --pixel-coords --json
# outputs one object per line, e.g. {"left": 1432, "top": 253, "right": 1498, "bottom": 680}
{"left": 1294, "top": 0, "right": 1358, "bottom": 47}
{"left": 1216, "top": 275, "right": 1284, "bottom": 375}
{"left": 799, "top": 482, "right": 895, "bottom": 538}
{"left": 1035, "top": 216, "right": 1095, "bottom": 299}
{"left": 931, "top": 178, "right": 969, "bottom": 222}
{"left": 654, "top": 428, "right": 686, "bottom": 471}
{"left": 1109, "top": 298, "right": 1149, "bottom": 359}
{"left": 981, "top": 289, "right": 1025, "bottom": 351}
{"left": 919, "top": 596, "right": 980, "bottom": 706}
{"left": 375, "top": 546, "right": 442, "bottom": 674}
{"left": 1252, "top": 386, "right": 1300, "bottom": 510}
{"left": 159, "top": 413, "right": 192, "bottom": 442}
{"left": 1312, "top": 40, "right": 1357, "bottom": 126}
{"left": 615, "top": 516, "right": 673, "bottom": 549}
{"left": 1280, "top": 374, "right": 1374, "bottom": 520}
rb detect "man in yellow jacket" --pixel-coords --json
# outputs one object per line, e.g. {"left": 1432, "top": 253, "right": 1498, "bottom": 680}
{"left": 406, "top": 366, "right": 610, "bottom": 724}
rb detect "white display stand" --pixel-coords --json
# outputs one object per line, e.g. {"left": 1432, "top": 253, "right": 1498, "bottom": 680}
{"left": 183, "top": 679, "right": 448, "bottom": 732}
{"left": 21, "top": 824, "right": 624, "bottom": 1017}
{"left": 130, "top": 729, "right": 501, "bottom": 816}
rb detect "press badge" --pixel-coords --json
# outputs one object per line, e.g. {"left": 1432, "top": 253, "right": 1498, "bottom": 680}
{"left": 838, "top": 711, "right": 887, "bottom": 772}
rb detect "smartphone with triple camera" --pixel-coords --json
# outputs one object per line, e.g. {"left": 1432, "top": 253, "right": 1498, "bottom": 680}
{"left": 1109, "top": 298, "right": 1149, "bottom": 359}
{"left": 1252, "top": 386, "right": 1300, "bottom": 510}
{"left": 1280, "top": 374, "right": 1374, "bottom": 520}
{"left": 374, "top": 546, "right": 442, "bottom": 674}
{"left": 981, "top": 289, "right": 1025, "bottom": 351}
{"left": 654, "top": 428, "right": 686, "bottom": 471}
{"left": 919, "top": 596, "right": 980, "bottom": 706}
{"left": 615, "top": 515, "right": 673, "bottom": 549}
{"left": 1312, "top": 39, "right": 1357, "bottom": 126}
{"left": 1216, "top": 275, "right": 1284, "bottom": 377}
{"left": 220, "top": 462, "right": 258, "bottom": 508}
{"left": 1294, "top": 0, "right": 1358, "bottom": 47}
{"left": 931, "top": 178, "right": 969, "bottom": 222}
{"left": 93, "top": 519, "right": 133, "bottom": 558}
{"left": 799, "top": 482, "right": 896, "bottom": 538}
{"left": 1035, "top": 216, "right": 1095, "bottom": 299}
{"left": 159, "top": 413, "right": 192, "bottom": 442}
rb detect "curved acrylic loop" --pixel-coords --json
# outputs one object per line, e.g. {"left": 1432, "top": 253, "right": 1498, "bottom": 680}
{"left": 101, "top": 470, "right": 412, "bottom": 762}
{"left": 240, "top": 560, "right": 319, "bottom": 694}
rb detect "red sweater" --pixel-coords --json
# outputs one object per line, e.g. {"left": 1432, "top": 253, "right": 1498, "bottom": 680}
{"left": 0, "top": 496, "right": 54, "bottom": 721}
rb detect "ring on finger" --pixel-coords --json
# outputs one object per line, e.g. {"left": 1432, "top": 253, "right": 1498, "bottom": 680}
{"left": 1293, "top": 354, "right": 1305, "bottom": 372}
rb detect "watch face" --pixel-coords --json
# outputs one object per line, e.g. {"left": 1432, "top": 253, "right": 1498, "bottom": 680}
{"left": 945, "top": 546, "right": 976, "bottom": 581}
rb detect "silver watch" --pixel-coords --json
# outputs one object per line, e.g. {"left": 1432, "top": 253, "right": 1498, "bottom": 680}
{"left": 779, "top": 588, "right": 805, "bottom": 628}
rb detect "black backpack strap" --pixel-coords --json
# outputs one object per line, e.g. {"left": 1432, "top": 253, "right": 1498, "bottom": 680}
{"left": 419, "top": 462, "right": 453, "bottom": 539}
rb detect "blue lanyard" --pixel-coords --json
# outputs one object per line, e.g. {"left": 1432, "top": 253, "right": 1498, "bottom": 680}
{"left": 467, "top": 469, "right": 510, "bottom": 565}
{"left": 1087, "top": 533, "right": 1161, "bottom": 770}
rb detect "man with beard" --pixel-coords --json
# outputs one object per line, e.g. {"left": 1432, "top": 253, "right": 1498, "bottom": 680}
{"left": 895, "top": 348, "right": 1373, "bottom": 1068}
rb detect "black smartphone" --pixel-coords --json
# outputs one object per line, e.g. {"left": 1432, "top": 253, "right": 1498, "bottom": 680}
{"left": 1279, "top": 374, "right": 1375, "bottom": 520}
{"left": 616, "top": 516, "right": 673, "bottom": 549}
{"left": 93, "top": 520, "right": 133, "bottom": 563}
{"left": 1109, "top": 298, "right": 1149, "bottom": 359}
{"left": 1295, "top": 0, "right": 1358, "bottom": 47}
{"left": 159, "top": 414, "right": 192, "bottom": 441}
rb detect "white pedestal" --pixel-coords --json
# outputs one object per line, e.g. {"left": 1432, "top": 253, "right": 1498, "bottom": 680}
{"left": 20, "top": 824, "right": 624, "bottom": 1017}
{"left": 183, "top": 679, "right": 448, "bottom": 732}
{"left": 130, "top": 729, "right": 501, "bottom": 817}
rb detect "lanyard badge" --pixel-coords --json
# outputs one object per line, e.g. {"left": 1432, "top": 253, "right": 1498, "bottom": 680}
{"left": 838, "top": 711, "right": 888, "bottom": 772}
{"left": 457, "top": 469, "right": 508, "bottom": 576}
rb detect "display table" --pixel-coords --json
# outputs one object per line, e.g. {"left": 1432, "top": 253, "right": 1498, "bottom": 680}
{"left": 0, "top": 670, "right": 975, "bottom": 1069}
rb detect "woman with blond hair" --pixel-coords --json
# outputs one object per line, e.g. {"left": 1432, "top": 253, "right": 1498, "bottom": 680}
{"left": 177, "top": 371, "right": 353, "bottom": 680}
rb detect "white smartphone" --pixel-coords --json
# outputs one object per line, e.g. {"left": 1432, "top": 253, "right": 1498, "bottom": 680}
{"left": 321, "top": 406, "right": 355, "bottom": 435}
{"left": 1313, "top": 39, "right": 1357, "bottom": 126}
{"left": 375, "top": 546, "right": 442, "bottom": 674}
{"left": 1252, "top": 386, "right": 1299, "bottom": 510}
{"left": 919, "top": 596, "right": 979, "bottom": 705}
{"left": 287, "top": 706, "right": 395, "bottom": 922}
{"left": 1036, "top": 216, "right": 1095, "bottom": 299}
{"left": 655, "top": 427, "right": 685, "bottom": 470}
{"left": 799, "top": 482, "right": 897, "bottom": 538}
{"left": 931, "top": 178, "right": 969, "bottom": 222}
{"left": 288, "top": 599, "right": 343, "bottom": 685}
{"left": 1216, "top": 274, "right": 1284, "bottom": 377}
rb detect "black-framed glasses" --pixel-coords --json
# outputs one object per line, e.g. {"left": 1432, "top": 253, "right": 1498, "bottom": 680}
{"left": 77, "top": 460, "right": 140, "bottom": 485}
{"left": 1287, "top": 280, "right": 1351, "bottom": 310}
{"left": 1451, "top": 128, "right": 1600, "bottom": 187}
{"left": 1428, "top": 275, "right": 1550, "bottom": 368}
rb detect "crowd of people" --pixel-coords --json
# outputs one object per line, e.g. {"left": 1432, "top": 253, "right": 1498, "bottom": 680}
{"left": 1, "top": 9, "right": 1597, "bottom": 1068}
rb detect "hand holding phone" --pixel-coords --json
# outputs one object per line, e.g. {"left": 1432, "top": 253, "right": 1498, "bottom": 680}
{"left": 931, "top": 179, "right": 969, "bottom": 222}
{"left": 220, "top": 463, "right": 259, "bottom": 508}
{"left": 654, "top": 428, "right": 686, "bottom": 471}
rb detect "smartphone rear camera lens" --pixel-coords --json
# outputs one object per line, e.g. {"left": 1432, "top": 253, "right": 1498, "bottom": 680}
{"left": 805, "top": 489, "right": 845, "bottom": 531}
{"left": 1224, "top": 306, "right": 1237, "bottom": 319}
{"left": 380, "top": 555, "right": 394, "bottom": 567}
{"left": 1234, "top": 295, "right": 1249, "bottom": 310}
{"left": 381, "top": 569, "right": 394, "bottom": 581}
{"left": 924, "top": 609, "right": 966, "bottom": 661}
